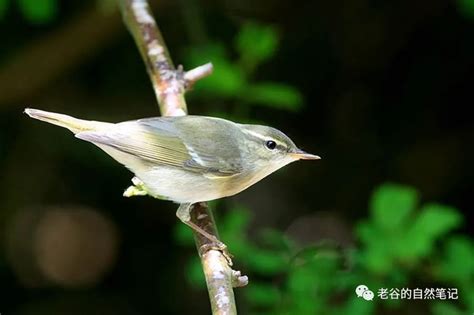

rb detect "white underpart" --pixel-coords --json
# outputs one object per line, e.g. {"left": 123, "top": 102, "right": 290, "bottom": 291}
{"left": 137, "top": 167, "right": 220, "bottom": 203}
{"left": 92, "top": 137, "right": 297, "bottom": 203}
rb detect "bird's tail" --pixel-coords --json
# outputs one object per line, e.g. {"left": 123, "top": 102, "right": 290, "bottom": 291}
{"left": 24, "top": 108, "right": 112, "bottom": 134}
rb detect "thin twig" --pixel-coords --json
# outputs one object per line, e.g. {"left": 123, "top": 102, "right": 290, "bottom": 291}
{"left": 117, "top": 1, "right": 245, "bottom": 314}
{"left": 184, "top": 62, "right": 214, "bottom": 89}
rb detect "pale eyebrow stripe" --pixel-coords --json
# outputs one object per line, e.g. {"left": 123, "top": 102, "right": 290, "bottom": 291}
{"left": 241, "top": 129, "right": 287, "bottom": 148}
{"left": 241, "top": 128, "right": 268, "bottom": 141}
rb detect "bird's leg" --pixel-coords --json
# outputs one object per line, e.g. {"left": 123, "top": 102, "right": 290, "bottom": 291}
{"left": 176, "top": 203, "right": 230, "bottom": 258}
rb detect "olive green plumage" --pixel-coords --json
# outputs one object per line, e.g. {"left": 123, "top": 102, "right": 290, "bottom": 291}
{"left": 24, "top": 108, "right": 319, "bottom": 204}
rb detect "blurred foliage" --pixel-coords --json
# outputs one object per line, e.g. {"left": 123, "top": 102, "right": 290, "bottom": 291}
{"left": 0, "top": 0, "right": 58, "bottom": 23}
{"left": 17, "top": 0, "right": 57, "bottom": 23}
{"left": 184, "top": 21, "right": 303, "bottom": 121}
{"left": 176, "top": 183, "right": 473, "bottom": 315}
{"left": 0, "top": 0, "right": 116, "bottom": 22}
{"left": 0, "top": 0, "right": 7, "bottom": 18}
{"left": 458, "top": 0, "right": 474, "bottom": 19}
{"left": 1, "top": 0, "right": 473, "bottom": 314}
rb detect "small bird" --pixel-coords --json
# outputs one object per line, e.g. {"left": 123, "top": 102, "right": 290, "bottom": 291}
{"left": 25, "top": 108, "right": 320, "bottom": 244}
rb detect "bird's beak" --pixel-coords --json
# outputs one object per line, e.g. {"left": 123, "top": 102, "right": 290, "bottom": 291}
{"left": 290, "top": 149, "right": 321, "bottom": 160}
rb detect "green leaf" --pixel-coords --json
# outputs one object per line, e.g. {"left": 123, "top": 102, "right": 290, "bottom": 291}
{"left": 437, "top": 236, "right": 474, "bottom": 283}
{"left": 412, "top": 204, "right": 462, "bottom": 239}
{"left": 196, "top": 59, "right": 245, "bottom": 97}
{"left": 288, "top": 251, "right": 340, "bottom": 296}
{"left": 357, "top": 220, "right": 404, "bottom": 273}
{"left": 370, "top": 183, "right": 419, "bottom": 230}
{"left": 361, "top": 240, "right": 394, "bottom": 273}
{"left": 18, "top": 0, "right": 57, "bottom": 23}
{"left": 244, "top": 83, "right": 303, "bottom": 111}
{"left": 284, "top": 255, "right": 336, "bottom": 315}
{"left": 287, "top": 265, "right": 316, "bottom": 294}
{"left": 355, "top": 220, "right": 378, "bottom": 244}
{"left": 338, "top": 296, "right": 375, "bottom": 315}
{"left": 247, "top": 247, "right": 288, "bottom": 275}
{"left": 286, "top": 293, "right": 321, "bottom": 315}
{"left": 404, "top": 203, "right": 462, "bottom": 259}
{"left": 186, "top": 43, "right": 246, "bottom": 97}
{"left": 235, "top": 22, "right": 278, "bottom": 66}
{"left": 431, "top": 302, "right": 465, "bottom": 315}
{"left": 245, "top": 282, "right": 281, "bottom": 307}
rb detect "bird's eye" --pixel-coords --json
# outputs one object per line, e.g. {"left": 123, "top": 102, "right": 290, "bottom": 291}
{"left": 265, "top": 140, "right": 277, "bottom": 150}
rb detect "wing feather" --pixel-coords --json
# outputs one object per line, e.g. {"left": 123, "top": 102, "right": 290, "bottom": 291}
{"left": 75, "top": 116, "right": 242, "bottom": 176}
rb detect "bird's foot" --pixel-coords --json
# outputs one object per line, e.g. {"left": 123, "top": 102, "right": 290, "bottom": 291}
{"left": 199, "top": 242, "right": 234, "bottom": 266}
{"left": 123, "top": 177, "right": 148, "bottom": 197}
{"left": 176, "top": 203, "right": 233, "bottom": 266}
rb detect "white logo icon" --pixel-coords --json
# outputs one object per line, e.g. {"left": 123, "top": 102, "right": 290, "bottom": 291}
{"left": 356, "top": 284, "right": 374, "bottom": 301}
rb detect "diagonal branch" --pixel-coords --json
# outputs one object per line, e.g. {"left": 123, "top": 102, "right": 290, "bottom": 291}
{"left": 118, "top": 0, "right": 213, "bottom": 116}
{"left": 117, "top": 1, "right": 247, "bottom": 314}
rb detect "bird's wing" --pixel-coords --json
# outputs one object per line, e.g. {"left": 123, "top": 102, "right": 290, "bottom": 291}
{"left": 76, "top": 117, "right": 242, "bottom": 177}
{"left": 168, "top": 116, "right": 245, "bottom": 177}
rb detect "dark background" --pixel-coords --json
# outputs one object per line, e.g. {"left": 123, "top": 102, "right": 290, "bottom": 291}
{"left": 0, "top": 0, "right": 473, "bottom": 314}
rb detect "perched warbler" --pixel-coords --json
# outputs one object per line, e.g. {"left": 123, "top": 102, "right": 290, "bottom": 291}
{"left": 25, "top": 108, "right": 320, "bottom": 244}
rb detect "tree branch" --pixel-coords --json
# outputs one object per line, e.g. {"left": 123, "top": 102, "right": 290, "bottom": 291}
{"left": 117, "top": 1, "right": 246, "bottom": 314}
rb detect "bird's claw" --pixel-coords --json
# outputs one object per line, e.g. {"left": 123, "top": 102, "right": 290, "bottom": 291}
{"left": 123, "top": 177, "right": 148, "bottom": 197}
{"left": 200, "top": 242, "right": 234, "bottom": 266}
